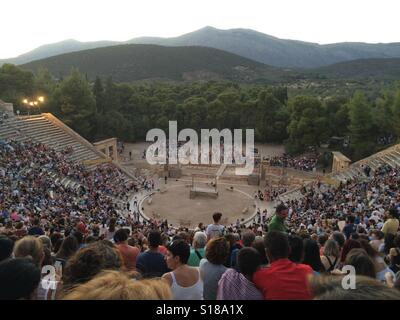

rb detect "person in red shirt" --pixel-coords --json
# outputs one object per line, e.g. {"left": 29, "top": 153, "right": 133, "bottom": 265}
{"left": 114, "top": 229, "right": 140, "bottom": 272}
{"left": 253, "top": 231, "right": 314, "bottom": 300}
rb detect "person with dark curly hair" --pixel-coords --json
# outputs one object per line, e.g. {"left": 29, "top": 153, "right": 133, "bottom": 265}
{"left": 199, "top": 237, "right": 229, "bottom": 300}
{"left": 62, "top": 240, "right": 122, "bottom": 293}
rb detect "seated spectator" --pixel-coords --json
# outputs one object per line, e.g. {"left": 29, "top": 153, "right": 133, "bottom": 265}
{"left": 310, "top": 275, "right": 400, "bottom": 300}
{"left": 381, "top": 233, "right": 395, "bottom": 256}
{"left": 230, "top": 231, "right": 255, "bottom": 271}
{"left": 0, "top": 235, "right": 14, "bottom": 262}
{"left": 62, "top": 241, "right": 122, "bottom": 292}
{"left": 359, "top": 239, "right": 395, "bottom": 281}
{"left": 317, "top": 234, "right": 328, "bottom": 255}
{"left": 388, "top": 235, "right": 400, "bottom": 273}
{"left": 343, "top": 216, "right": 357, "bottom": 239}
{"left": 162, "top": 239, "right": 203, "bottom": 300}
{"left": 188, "top": 232, "right": 207, "bottom": 267}
{"left": 13, "top": 236, "right": 44, "bottom": 267}
{"left": 38, "top": 235, "right": 54, "bottom": 266}
{"left": 63, "top": 270, "right": 172, "bottom": 300}
{"left": 54, "top": 236, "right": 79, "bottom": 268}
{"left": 303, "top": 239, "right": 324, "bottom": 274}
{"left": 114, "top": 228, "right": 140, "bottom": 272}
{"left": 345, "top": 248, "right": 376, "bottom": 279}
{"left": 381, "top": 208, "right": 399, "bottom": 236}
{"left": 253, "top": 231, "right": 313, "bottom": 300}
{"left": 252, "top": 239, "right": 269, "bottom": 267}
{"left": 288, "top": 234, "right": 304, "bottom": 264}
{"left": 321, "top": 239, "right": 340, "bottom": 272}
{"left": 369, "top": 230, "right": 385, "bottom": 252}
{"left": 136, "top": 230, "right": 169, "bottom": 278}
{"left": 330, "top": 231, "right": 346, "bottom": 252}
{"left": 217, "top": 247, "right": 263, "bottom": 300}
{"left": 0, "top": 258, "right": 41, "bottom": 300}
{"left": 340, "top": 239, "right": 361, "bottom": 265}
{"left": 199, "top": 237, "right": 229, "bottom": 300}
{"left": 27, "top": 218, "right": 44, "bottom": 236}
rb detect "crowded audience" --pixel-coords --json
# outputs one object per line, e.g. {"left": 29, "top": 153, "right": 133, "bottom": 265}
{"left": 1, "top": 137, "right": 400, "bottom": 300}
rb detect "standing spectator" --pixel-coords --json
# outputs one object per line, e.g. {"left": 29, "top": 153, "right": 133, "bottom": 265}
{"left": 268, "top": 204, "right": 288, "bottom": 233}
{"left": 162, "top": 240, "right": 203, "bottom": 300}
{"left": 206, "top": 213, "right": 225, "bottom": 240}
{"left": 253, "top": 231, "right": 313, "bottom": 300}
{"left": 199, "top": 237, "right": 229, "bottom": 300}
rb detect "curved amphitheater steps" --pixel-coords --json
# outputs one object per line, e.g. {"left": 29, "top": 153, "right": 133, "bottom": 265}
{"left": 330, "top": 144, "right": 400, "bottom": 183}
{"left": 0, "top": 114, "right": 106, "bottom": 167}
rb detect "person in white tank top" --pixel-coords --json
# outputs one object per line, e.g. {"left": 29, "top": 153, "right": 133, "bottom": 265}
{"left": 162, "top": 239, "right": 203, "bottom": 300}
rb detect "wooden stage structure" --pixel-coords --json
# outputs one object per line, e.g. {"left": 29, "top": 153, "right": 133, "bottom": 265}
{"left": 189, "top": 173, "right": 218, "bottom": 199}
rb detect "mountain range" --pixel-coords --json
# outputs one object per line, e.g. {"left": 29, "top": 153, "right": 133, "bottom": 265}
{"left": 3, "top": 26, "right": 400, "bottom": 69}
{"left": 21, "top": 44, "right": 296, "bottom": 83}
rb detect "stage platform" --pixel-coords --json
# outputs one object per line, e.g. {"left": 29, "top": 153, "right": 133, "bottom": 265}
{"left": 190, "top": 186, "right": 218, "bottom": 199}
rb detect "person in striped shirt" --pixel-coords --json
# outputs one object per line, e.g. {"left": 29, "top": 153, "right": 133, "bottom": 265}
{"left": 217, "top": 247, "right": 263, "bottom": 300}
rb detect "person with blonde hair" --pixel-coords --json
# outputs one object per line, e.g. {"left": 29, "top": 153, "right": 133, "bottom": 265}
{"left": 13, "top": 236, "right": 44, "bottom": 267}
{"left": 63, "top": 270, "right": 172, "bottom": 300}
{"left": 321, "top": 239, "right": 340, "bottom": 272}
{"left": 13, "top": 236, "right": 60, "bottom": 300}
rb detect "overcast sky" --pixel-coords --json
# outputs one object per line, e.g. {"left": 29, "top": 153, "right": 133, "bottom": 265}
{"left": 1, "top": 0, "right": 399, "bottom": 59}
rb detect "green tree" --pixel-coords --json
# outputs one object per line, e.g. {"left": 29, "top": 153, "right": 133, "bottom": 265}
{"left": 92, "top": 76, "right": 104, "bottom": 114}
{"left": 348, "top": 91, "right": 375, "bottom": 159}
{"left": 0, "top": 64, "right": 34, "bottom": 106}
{"left": 53, "top": 68, "right": 96, "bottom": 139}
{"left": 373, "top": 88, "right": 394, "bottom": 138}
{"left": 392, "top": 86, "right": 400, "bottom": 140}
{"left": 286, "top": 96, "right": 328, "bottom": 154}
{"left": 324, "top": 96, "right": 349, "bottom": 137}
